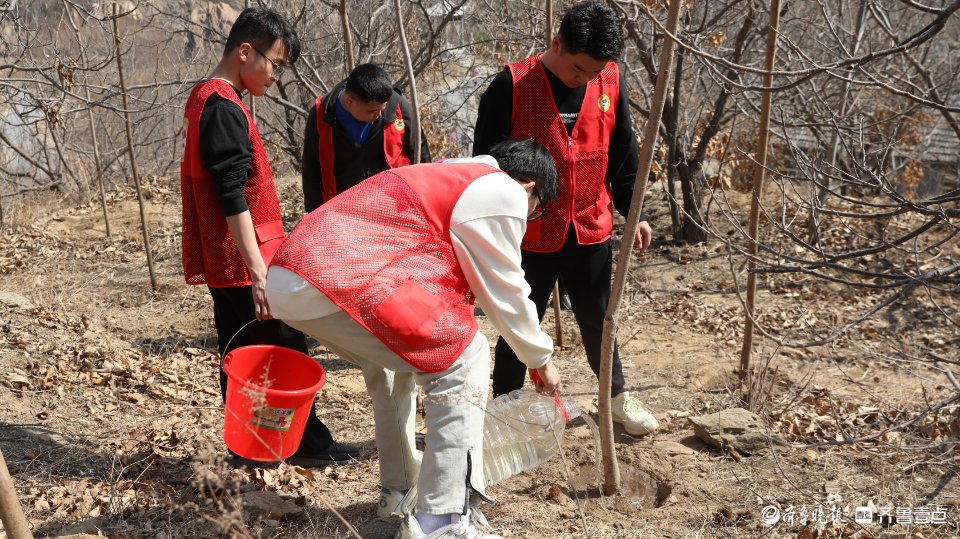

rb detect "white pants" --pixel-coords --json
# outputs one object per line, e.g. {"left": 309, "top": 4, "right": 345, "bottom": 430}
{"left": 283, "top": 310, "right": 489, "bottom": 515}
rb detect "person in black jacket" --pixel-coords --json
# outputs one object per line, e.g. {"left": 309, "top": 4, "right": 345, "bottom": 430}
{"left": 300, "top": 63, "right": 432, "bottom": 518}
{"left": 302, "top": 63, "right": 430, "bottom": 212}
{"left": 473, "top": 1, "right": 659, "bottom": 437}
{"left": 182, "top": 7, "right": 360, "bottom": 468}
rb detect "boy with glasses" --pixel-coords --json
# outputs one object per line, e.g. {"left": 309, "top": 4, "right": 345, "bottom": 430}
{"left": 265, "top": 139, "right": 562, "bottom": 539}
{"left": 179, "top": 7, "right": 358, "bottom": 467}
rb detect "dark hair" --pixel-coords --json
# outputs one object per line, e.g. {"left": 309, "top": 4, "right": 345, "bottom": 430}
{"left": 344, "top": 63, "right": 394, "bottom": 103}
{"left": 557, "top": 1, "right": 624, "bottom": 61}
{"left": 489, "top": 139, "right": 559, "bottom": 206}
{"left": 224, "top": 7, "right": 301, "bottom": 64}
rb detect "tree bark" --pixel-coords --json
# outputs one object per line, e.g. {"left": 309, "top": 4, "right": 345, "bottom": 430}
{"left": 671, "top": 19, "right": 708, "bottom": 246}
{"left": 739, "top": 0, "right": 783, "bottom": 403}
{"left": 340, "top": 0, "right": 355, "bottom": 73}
{"left": 666, "top": 44, "right": 683, "bottom": 240}
{"left": 113, "top": 2, "right": 158, "bottom": 292}
{"left": 545, "top": 0, "right": 553, "bottom": 45}
{"left": 807, "top": 0, "right": 868, "bottom": 245}
{"left": 66, "top": 6, "right": 111, "bottom": 237}
{"left": 86, "top": 97, "right": 111, "bottom": 238}
{"left": 678, "top": 160, "right": 707, "bottom": 243}
{"left": 0, "top": 449, "right": 33, "bottom": 539}
{"left": 599, "top": 0, "right": 684, "bottom": 496}
{"left": 394, "top": 0, "right": 421, "bottom": 164}
{"left": 546, "top": 0, "right": 563, "bottom": 346}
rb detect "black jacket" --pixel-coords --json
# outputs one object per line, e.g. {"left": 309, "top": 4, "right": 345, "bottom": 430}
{"left": 302, "top": 80, "right": 431, "bottom": 213}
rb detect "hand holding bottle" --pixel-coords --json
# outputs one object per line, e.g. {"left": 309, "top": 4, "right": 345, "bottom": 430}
{"left": 531, "top": 361, "right": 561, "bottom": 396}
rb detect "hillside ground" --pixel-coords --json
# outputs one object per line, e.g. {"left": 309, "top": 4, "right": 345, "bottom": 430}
{"left": 1, "top": 176, "right": 958, "bottom": 538}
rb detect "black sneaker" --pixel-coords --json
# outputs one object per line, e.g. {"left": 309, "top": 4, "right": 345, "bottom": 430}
{"left": 286, "top": 441, "right": 362, "bottom": 467}
{"left": 227, "top": 451, "right": 279, "bottom": 469}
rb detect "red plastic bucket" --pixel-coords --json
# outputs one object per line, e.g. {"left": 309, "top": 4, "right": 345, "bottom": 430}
{"left": 222, "top": 345, "right": 326, "bottom": 461}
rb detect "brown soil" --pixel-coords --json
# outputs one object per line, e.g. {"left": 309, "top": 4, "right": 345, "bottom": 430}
{"left": 1, "top": 176, "right": 958, "bottom": 539}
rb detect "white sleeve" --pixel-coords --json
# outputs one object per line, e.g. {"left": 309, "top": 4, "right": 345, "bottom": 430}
{"left": 450, "top": 173, "right": 553, "bottom": 370}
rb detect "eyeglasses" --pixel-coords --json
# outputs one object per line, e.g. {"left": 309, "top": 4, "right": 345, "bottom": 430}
{"left": 527, "top": 183, "right": 546, "bottom": 221}
{"left": 250, "top": 45, "right": 286, "bottom": 77}
{"left": 527, "top": 204, "right": 546, "bottom": 222}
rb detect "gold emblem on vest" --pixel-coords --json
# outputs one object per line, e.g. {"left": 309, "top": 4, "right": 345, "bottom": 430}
{"left": 598, "top": 94, "right": 611, "bottom": 113}
{"left": 394, "top": 118, "right": 405, "bottom": 130}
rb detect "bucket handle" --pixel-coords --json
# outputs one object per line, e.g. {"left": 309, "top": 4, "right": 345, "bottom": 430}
{"left": 220, "top": 319, "right": 257, "bottom": 368}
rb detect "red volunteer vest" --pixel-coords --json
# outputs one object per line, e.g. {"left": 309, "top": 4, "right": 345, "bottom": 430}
{"left": 315, "top": 96, "right": 411, "bottom": 204}
{"left": 272, "top": 162, "right": 495, "bottom": 372}
{"left": 180, "top": 79, "right": 285, "bottom": 287}
{"left": 508, "top": 55, "right": 619, "bottom": 253}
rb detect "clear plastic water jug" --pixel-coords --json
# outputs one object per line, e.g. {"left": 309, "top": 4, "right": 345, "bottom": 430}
{"left": 482, "top": 389, "right": 580, "bottom": 486}
{"left": 391, "top": 389, "right": 580, "bottom": 518}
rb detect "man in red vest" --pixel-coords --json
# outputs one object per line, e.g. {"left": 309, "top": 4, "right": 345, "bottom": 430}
{"left": 473, "top": 1, "right": 659, "bottom": 436}
{"left": 302, "top": 62, "right": 430, "bottom": 213}
{"left": 266, "top": 139, "right": 562, "bottom": 539}
{"left": 301, "top": 62, "right": 431, "bottom": 519}
{"left": 179, "top": 7, "right": 358, "bottom": 467}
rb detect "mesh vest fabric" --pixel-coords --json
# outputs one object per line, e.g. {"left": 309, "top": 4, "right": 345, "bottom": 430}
{"left": 316, "top": 97, "right": 411, "bottom": 204}
{"left": 508, "top": 55, "right": 619, "bottom": 253}
{"left": 180, "top": 79, "right": 284, "bottom": 287}
{"left": 271, "top": 162, "right": 495, "bottom": 372}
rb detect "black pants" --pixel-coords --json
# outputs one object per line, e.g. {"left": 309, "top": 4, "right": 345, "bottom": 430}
{"left": 209, "top": 285, "right": 334, "bottom": 453}
{"left": 492, "top": 229, "right": 626, "bottom": 397}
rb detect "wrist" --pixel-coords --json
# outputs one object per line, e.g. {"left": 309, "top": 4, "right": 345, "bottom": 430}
{"left": 248, "top": 264, "right": 267, "bottom": 283}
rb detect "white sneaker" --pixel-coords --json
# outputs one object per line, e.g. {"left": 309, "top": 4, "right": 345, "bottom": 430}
{"left": 395, "top": 509, "right": 503, "bottom": 539}
{"left": 467, "top": 503, "right": 493, "bottom": 532}
{"left": 378, "top": 488, "right": 409, "bottom": 519}
{"left": 611, "top": 391, "right": 659, "bottom": 436}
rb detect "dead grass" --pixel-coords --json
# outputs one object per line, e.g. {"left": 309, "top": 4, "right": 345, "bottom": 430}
{"left": 0, "top": 175, "right": 958, "bottom": 538}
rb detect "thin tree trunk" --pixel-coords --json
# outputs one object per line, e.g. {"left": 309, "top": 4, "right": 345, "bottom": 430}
{"left": 246, "top": 0, "right": 256, "bottom": 121}
{"left": 667, "top": 45, "right": 683, "bottom": 240}
{"left": 545, "top": 0, "right": 564, "bottom": 346}
{"left": 807, "top": 0, "right": 867, "bottom": 245}
{"left": 68, "top": 3, "right": 111, "bottom": 237}
{"left": 112, "top": 2, "right": 158, "bottom": 292}
{"left": 0, "top": 449, "right": 34, "bottom": 539}
{"left": 552, "top": 282, "right": 563, "bottom": 348}
{"left": 394, "top": 0, "right": 421, "bottom": 164}
{"left": 340, "top": 0, "right": 355, "bottom": 72}
{"left": 86, "top": 97, "right": 111, "bottom": 237}
{"left": 739, "top": 0, "right": 783, "bottom": 403}
{"left": 676, "top": 16, "right": 708, "bottom": 245}
{"left": 678, "top": 161, "right": 707, "bottom": 244}
{"left": 47, "top": 123, "right": 78, "bottom": 194}
{"left": 599, "top": 0, "right": 684, "bottom": 496}
{"left": 545, "top": 0, "right": 553, "bottom": 45}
